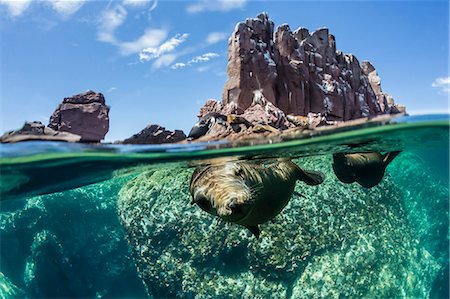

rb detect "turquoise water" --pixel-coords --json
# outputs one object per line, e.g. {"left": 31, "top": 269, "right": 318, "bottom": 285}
{"left": 0, "top": 115, "right": 449, "bottom": 298}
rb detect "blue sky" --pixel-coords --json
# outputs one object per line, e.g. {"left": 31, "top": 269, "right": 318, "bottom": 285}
{"left": 0, "top": 0, "right": 448, "bottom": 142}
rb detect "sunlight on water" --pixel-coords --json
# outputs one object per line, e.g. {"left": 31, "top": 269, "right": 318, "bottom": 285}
{"left": 0, "top": 115, "right": 448, "bottom": 298}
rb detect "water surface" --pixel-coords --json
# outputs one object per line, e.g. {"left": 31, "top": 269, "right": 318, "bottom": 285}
{"left": 0, "top": 114, "right": 448, "bottom": 298}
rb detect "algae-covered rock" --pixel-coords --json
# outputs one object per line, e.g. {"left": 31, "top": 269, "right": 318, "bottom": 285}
{"left": 118, "top": 155, "right": 443, "bottom": 298}
{"left": 0, "top": 271, "right": 25, "bottom": 298}
{"left": 0, "top": 176, "right": 146, "bottom": 298}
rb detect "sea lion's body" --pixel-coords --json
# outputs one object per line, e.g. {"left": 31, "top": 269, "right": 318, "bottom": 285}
{"left": 189, "top": 160, "right": 324, "bottom": 238}
{"left": 332, "top": 151, "right": 401, "bottom": 188}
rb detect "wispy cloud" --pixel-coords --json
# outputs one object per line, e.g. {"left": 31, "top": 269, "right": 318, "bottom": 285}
{"left": 123, "top": 0, "right": 157, "bottom": 10}
{"left": 171, "top": 52, "right": 219, "bottom": 69}
{"left": 206, "top": 32, "right": 228, "bottom": 44}
{"left": 121, "top": 29, "right": 168, "bottom": 55}
{"left": 0, "top": 0, "right": 85, "bottom": 18}
{"left": 48, "top": 0, "right": 85, "bottom": 18}
{"left": 0, "top": 0, "right": 32, "bottom": 17}
{"left": 97, "top": 5, "right": 127, "bottom": 44}
{"left": 186, "top": 0, "right": 246, "bottom": 13}
{"left": 139, "top": 33, "right": 189, "bottom": 62}
{"left": 96, "top": 3, "right": 186, "bottom": 65}
{"left": 432, "top": 76, "right": 450, "bottom": 93}
{"left": 153, "top": 54, "right": 177, "bottom": 69}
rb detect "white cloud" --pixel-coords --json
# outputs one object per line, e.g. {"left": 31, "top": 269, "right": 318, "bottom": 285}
{"left": 206, "top": 32, "right": 228, "bottom": 44}
{"left": 0, "top": 0, "right": 85, "bottom": 18}
{"left": 139, "top": 33, "right": 188, "bottom": 62}
{"left": 172, "top": 62, "right": 187, "bottom": 69}
{"left": 48, "top": 0, "right": 85, "bottom": 18}
{"left": 0, "top": 0, "right": 32, "bottom": 17}
{"left": 123, "top": 0, "right": 157, "bottom": 10}
{"left": 97, "top": 5, "right": 127, "bottom": 44}
{"left": 186, "top": 0, "right": 246, "bottom": 13}
{"left": 190, "top": 52, "right": 219, "bottom": 63}
{"left": 432, "top": 76, "right": 450, "bottom": 93}
{"left": 96, "top": 3, "right": 187, "bottom": 66}
{"left": 153, "top": 54, "right": 177, "bottom": 69}
{"left": 171, "top": 52, "right": 219, "bottom": 69}
{"left": 120, "top": 28, "right": 168, "bottom": 55}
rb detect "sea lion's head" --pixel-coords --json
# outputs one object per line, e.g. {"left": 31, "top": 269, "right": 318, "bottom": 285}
{"left": 332, "top": 153, "right": 357, "bottom": 183}
{"left": 189, "top": 162, "right": 257, "bottom": 223}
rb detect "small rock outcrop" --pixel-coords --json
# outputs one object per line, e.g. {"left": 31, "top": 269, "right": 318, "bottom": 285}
{"left": 222, "top": 13, "right": 403, "bottom": 121}
{"left": 0, "top": 121, "right": 81, "bottom": 143}
{"left": 121, "top": 124, "right": 186, "bottom": 144}
{"left": 48, "top": 90, "right": 110, "bottom": 142}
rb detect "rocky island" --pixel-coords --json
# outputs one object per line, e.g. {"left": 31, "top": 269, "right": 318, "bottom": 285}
{"left": 1, "top": 13, "right": 405, "bottom": 144}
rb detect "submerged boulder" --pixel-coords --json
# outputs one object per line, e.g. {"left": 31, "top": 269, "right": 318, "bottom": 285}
{"left": 48, "top": 90, "right": 110, "bottom": 142}
{"left": 117, "top": 154, "right": 442, "bottom": 298}
{"left": 0, "top": 121, "right": 81, "bottom": 143}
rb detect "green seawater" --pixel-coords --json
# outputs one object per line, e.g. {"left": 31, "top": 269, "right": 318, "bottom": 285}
{"left": 0, "top": 115, "right": 449, "bottom": 298}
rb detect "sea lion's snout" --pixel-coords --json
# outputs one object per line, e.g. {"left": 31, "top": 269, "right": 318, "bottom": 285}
{"left": 190, "top": 164, "right": 252, "bottom": 221}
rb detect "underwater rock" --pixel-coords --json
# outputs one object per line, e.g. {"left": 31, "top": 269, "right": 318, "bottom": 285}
{"left": 48, "top": 90, "right": 110, "bottom": 142}
{"left": 117, "top": 155, "right": 440, "bottom": 298}
{"left": 121, "top": 124, "right": 186, "bottom": 144}
{"left": 0, "top": 178, "right": 146, "bottom": 298}
{"left": 0, "top": 121, "right": 81, "bottom": 143}
{"left": 222, "top": 13, "right": 403, "bottom": 121}
{"left": 0, "top": 272, "right": 25, "bottom": 298}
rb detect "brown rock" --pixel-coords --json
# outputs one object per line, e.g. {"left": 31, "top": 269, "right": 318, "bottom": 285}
{"left": 121, "top": 125, "right": 186, "bottom": 144}
{"left": 222, "top": 12, "right": 278, "bottom": 112}
{"left": 241, "top": 90, "right": 293, "bottom": 129}
{"left": 198, "top": 99, "right": 221, "bottom": 118}
{"left": 1, "top": 121, "right": 81, "bottom": 143}
{"left": 48, "top": 90, "right": 110, "bottom": 142}
{"left": 221, "top": 13, "right": 403, "bottom": 123}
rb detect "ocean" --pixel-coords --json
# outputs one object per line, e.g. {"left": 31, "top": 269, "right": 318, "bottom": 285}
{"left": 0, "top": 114, "right": 448, "bottom": 298}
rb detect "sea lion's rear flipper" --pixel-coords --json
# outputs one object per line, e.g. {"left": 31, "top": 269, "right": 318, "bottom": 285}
{"left": 382, "top": 151, "right": 402, "bottom": 167}
{"left": 297, "top": 169, "right": 325, "bottom": 185}
{"left": 245, "top": 225, "right": 260, "bottom": 239}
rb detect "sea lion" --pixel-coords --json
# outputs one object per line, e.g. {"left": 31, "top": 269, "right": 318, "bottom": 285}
{"left": 189, "top": 160, "right": 324, "bottom": 239}
{"left": 188, "top": 112, "right": 227, "bottom": 139}
{"left": 332, "top": 151, "right": 401, "bottom": 188}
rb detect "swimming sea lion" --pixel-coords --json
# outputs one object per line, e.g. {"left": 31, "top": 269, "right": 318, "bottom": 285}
{"left": 332, "top": 151, "right": 401, "bottom": 188}
{"left": 189, "top": 160, "right": 324, "bottom": 239}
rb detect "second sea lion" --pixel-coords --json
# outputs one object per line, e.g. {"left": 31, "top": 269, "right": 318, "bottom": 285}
{"left": 189, "top": 160, "right": 324, "bottom": 239}
{"left": 332, "top": 151, "right": 401, "bottom": 188}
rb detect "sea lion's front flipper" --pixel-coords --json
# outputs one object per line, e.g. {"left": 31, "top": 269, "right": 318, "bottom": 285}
{"left": 245, "top": 225, "right": 261, "bottom": 239}
{"left": 297, "top": 169, "right": 325, "bottom": 185}
{"left": 382, "top": 151, "right": 402, "bottom": 166}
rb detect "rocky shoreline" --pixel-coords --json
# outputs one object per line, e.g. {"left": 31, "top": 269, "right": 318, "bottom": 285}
{"left": 1, "top": 13, "right": 405, "bottom": 144}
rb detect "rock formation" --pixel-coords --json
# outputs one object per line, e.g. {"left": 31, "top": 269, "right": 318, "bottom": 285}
{"left": 48, "top": 90, "right": 110, "bottom": 142}
{"left": 121, "top": 124, "right": 186, "bottom": 144}
{"left": 0, "top": 121, "right": 81, "bottom": 143}
{"left": 221, "top": 12, "right": 403, "bottom": 122}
